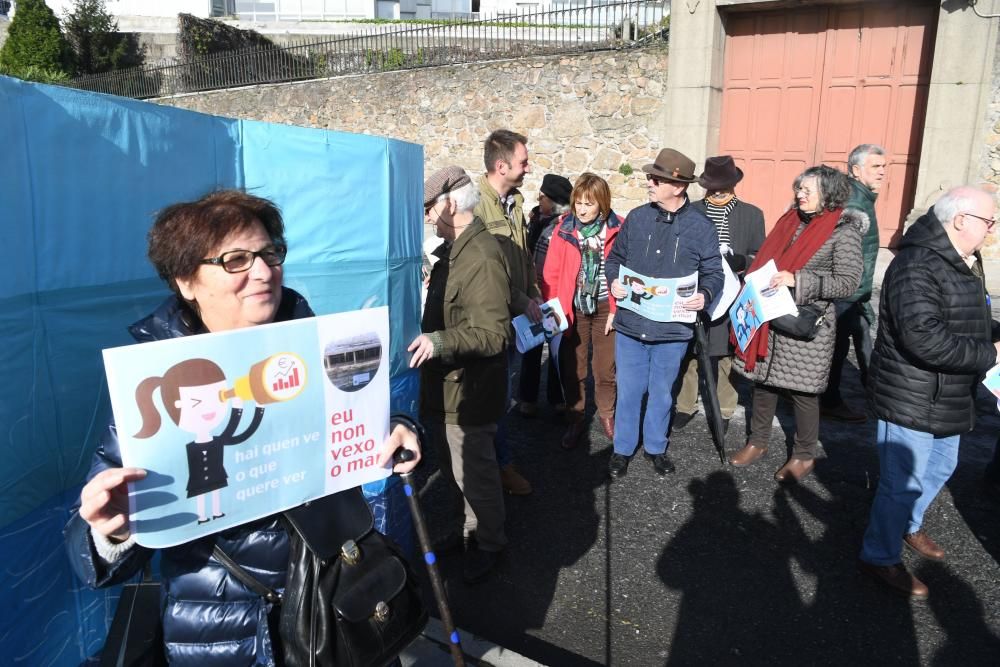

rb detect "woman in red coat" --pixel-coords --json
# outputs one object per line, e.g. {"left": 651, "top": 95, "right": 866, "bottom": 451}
{"left": 541, "top": 173, "right": 624, "bottom": 449}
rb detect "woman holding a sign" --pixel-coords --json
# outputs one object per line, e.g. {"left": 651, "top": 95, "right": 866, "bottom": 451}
{"left": 731, "top": 166, "right": 866, "bottom": 483}
{"left": 64, "top": 191, "right": 421, "bottom": 665}
{"left": 542, "top": 173, "right": 625, "bottom": 449}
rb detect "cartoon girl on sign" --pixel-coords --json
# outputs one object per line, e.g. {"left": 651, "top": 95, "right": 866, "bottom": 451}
{"left": 622, "top": 274, "right": 654, "bottom": 306}
{"left": 134, "top": 358, "right": 263, "bottom": 524}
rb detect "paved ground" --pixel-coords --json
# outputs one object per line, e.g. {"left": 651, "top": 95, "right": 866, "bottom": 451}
{"left": 406, "top": 253, "right": 1000, "bottom": 666}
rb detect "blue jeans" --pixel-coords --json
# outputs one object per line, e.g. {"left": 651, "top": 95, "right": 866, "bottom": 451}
{"left": 860, "top": 420, "right": 959, "bottom": 565}
{"left": 613, "top": 333, "right": 688, "bottom": 456}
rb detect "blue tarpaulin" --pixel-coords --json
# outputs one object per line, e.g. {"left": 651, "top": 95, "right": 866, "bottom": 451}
{"left": 0, "top": 75, "right": 423, "bottom": 664}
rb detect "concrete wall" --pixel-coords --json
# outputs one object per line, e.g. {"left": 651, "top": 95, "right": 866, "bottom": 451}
{"left": 977, "top": 26, "right": 1000, "bottom": 256}
{"left": 157, "top": 48, "right": 671, "bottom": 214}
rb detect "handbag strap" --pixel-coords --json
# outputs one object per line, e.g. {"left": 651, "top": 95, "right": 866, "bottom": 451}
{"left": 212, "top": 545, "right": 282, "bottom": 604}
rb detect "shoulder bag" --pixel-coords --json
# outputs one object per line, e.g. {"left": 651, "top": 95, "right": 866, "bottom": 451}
{"left": 769, "top": 302, "right": 827, "bottom": 340}
{"left": 213, "top": 487, "right": 427, "bottom": 667}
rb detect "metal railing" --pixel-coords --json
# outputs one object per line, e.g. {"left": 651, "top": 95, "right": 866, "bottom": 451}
{"left": 66, "top": 0, "right": 668, "bottom": 100}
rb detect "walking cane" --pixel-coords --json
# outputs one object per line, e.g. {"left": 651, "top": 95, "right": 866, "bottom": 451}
{"left": 395, "top": 449, "right": 466, "bottom": 667}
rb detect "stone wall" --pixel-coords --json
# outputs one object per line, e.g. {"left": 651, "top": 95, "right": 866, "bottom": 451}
{"left": 157, "top": 47, "right": 670, "bottom": 215}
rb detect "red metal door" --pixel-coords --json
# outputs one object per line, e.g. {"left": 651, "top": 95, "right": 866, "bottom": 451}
{"left": 719, "top": 1, "right": 937, "bottom": 245}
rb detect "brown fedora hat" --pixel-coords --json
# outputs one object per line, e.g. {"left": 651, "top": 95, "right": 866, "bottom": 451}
{"left": 642, "top": 148, "right": 697, "bottom": 183}
{"left": 698, "top": 155, "right": 744, "bottom": 191}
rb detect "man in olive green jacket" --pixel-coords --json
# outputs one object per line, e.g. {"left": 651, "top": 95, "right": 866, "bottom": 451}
{"left": 410, "top": 166, "right": 510, "bottom": 584}
{"left": 474, "top": 129, "right": 543, "bottom": 496}
{"left": 821, "top": 143, "right": 885, "bottom": 422}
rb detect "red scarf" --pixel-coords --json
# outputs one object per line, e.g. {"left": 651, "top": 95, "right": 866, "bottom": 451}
{"left": 735, "top": 207, "right": 843, "bottom": 371}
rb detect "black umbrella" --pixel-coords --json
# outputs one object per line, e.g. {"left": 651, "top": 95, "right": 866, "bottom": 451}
{"left": 693, "top": 316, "right": 728, "bottom": 465}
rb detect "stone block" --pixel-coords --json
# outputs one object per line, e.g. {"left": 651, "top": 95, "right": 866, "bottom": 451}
{"left": 514, "top": 105, "right": 546, "bottom": 129}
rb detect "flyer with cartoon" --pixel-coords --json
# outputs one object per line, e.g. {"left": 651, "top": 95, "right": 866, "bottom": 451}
{"left": 984, "top": 364, "right": 1000, "bottom": 411}
{"left": 513, "top": 297, "right": 569, "bottom": 353}
{"left": 729, "top": 260, "right": 798, "bottom": 351}
{"left": 615, "top": 266, "right": 699, "bottom": 323}
{"left": 103, "top": 308, "right": 391, "bottom": 549}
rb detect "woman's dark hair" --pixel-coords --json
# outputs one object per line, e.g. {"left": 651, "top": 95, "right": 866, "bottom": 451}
{"left": 793, "top": 165, "right": 851, "bottom": 211}
{"left": 147, "top": 190, "right": 285, "bottom": 295}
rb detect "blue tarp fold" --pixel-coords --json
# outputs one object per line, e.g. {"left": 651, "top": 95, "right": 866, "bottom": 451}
{"left": 0, "top": 76, "right": 422, "bottom": 664}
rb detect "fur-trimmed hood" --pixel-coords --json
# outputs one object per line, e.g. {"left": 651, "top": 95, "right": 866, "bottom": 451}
{"left": 837, "top": 206, "right": 870, "bottom": 237}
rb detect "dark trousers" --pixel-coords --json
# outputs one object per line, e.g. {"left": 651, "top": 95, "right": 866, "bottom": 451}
{"left": 822, "top": 301, "right": 872, "bottom": 406}
{"left": 518, "top": 341, "right": 563, "bottom": 405}
{"left": 750, "top": 383, "right": 820, "bottom": 460}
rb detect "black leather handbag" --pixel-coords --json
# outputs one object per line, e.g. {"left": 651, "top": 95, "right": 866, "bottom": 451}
{"left": 769, "top": 302, "right": 827, "bottom": 340}
{"left": 214, "top": 487, "right": 427, "bottom": 667}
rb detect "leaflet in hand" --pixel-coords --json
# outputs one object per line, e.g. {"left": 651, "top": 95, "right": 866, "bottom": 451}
{"left": 513, "top": 297, "right": 569, "bottom": 353}
{"left": 729, "top": 260, "right": 798, "bottom": 352}
{"left": 708, "top": 250, "right": 741, "bottom": 323}
{"left": 616, "top": 266, "right": 699, "bottom": 323}
{"left": 102, "top": 308, "right": 391, "bottom": 548}
{"left": 984, "top": 364, "right": 1000, "bottom": 412}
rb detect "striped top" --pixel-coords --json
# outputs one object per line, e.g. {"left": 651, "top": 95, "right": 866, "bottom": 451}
{"left": 704, "top": 197, "right": 737, "bottom": 246}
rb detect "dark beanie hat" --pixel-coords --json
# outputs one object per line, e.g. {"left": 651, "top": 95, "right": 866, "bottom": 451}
{"left": 540, "top": 174, "right": 572, "bottom": 206}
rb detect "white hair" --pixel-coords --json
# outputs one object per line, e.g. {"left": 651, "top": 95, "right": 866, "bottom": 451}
{"left": 437, "top": 182, "right": 480, "bottom": 214}
{"left": 847, "top": 144, "right": 885, "bottom": 176}
{"left": 933, "top": 186, "right": 991, "bottom": 226}
{"left": 552, "top": 202, "right": 571, "bottom": 215}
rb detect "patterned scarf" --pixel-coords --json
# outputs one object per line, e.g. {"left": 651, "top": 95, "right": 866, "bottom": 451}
{"left": 575, "top": 214, "right": 605, "bottom": 316}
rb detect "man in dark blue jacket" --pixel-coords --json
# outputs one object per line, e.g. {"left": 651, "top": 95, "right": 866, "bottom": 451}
{"left": 605, "top": 148, "right": 724, "bottom": 477}
{"left": 858, "top": 185, "right": 999, "bottom": 598}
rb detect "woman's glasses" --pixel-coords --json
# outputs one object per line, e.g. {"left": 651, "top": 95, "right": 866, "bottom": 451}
{"left": 200, "top": 245, "right": 287, "bottom": 273}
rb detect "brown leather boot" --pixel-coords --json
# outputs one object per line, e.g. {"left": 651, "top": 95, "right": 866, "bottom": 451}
{"left": 599, "top": 415, "right": 615, "bottom": 440}
{"left": 774, "top": 458, "right": 815, "bottom": 483}
{"left": 499, "top": 464, "right": 532, "bottom": 495}
{"left": 857, "top": 560, "right": 929, "bottom": 598}
{"left": 729, "top": 443, "right": 768, "bottom": 468}
{"left": 904, "top": 530, "right": 945, "bottom": 561}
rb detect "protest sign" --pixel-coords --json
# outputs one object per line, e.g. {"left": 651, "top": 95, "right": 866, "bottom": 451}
{"left": 616, "top": 266, "right": 699, "bottom": 323}
{"left": 729, "top": 260, "right": 798, "bottom": 351}
{"left": 513, "top": 298, "right": 569, "bottom": 353}
{"left": 103, "top": 308, "right": 391, "bottom": 548}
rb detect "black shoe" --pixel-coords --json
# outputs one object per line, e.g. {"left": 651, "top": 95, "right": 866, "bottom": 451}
{"left": 463, "top": 548, "right": 501, "bottom": 584}
{"left": 673, "top": 411, "right": 696, "bottom": 430}
{"left": 609, "top": 453, "right": 630, "bottom": 478}
{"left": 433, "top": 532, "right": 475, "bottom": 556}
{"left": 212, "top": 513, "right": 226, "bottom": 520}
{"left": 643, "top": 451, "right": 676, "bottom": 475}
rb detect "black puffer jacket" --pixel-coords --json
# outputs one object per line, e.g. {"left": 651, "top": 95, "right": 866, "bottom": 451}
{"left": 64, "top": 288, "right": 313, "bottom": 666}
{"left": 868, "top": 209, "right": 999, "bottom": 435}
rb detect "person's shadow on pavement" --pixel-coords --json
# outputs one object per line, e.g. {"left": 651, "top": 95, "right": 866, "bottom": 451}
{"left": 657, "top": 471, "right": 806, "bottom": 664}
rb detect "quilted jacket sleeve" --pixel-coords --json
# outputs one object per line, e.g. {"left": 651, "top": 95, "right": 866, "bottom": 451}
{"left": 64, "top": 419, "right": 154, "bottom": 588}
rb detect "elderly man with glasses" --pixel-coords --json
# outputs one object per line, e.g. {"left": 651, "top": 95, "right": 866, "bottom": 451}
{"left": 858, "top": 185, "right": 1000, "bottom": 598}
{"left": 604, "top": 148, "right": 724, "bottom": 478}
